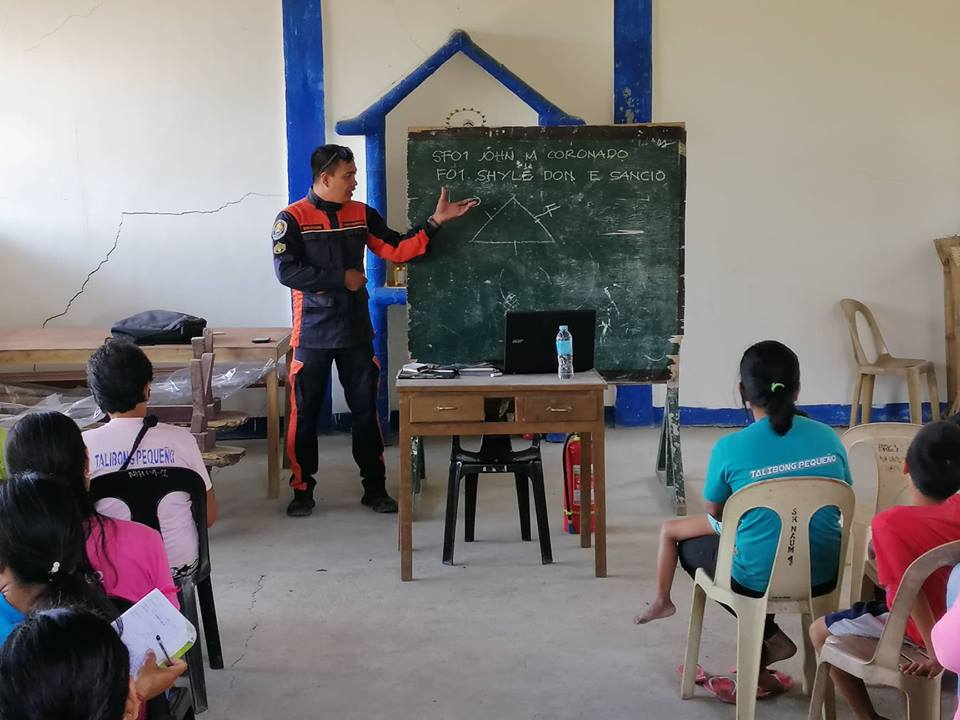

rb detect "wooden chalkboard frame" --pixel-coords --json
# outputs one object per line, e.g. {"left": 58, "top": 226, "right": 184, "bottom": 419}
{"left": 406, "top": 123, "right": 686, "bottom": 383}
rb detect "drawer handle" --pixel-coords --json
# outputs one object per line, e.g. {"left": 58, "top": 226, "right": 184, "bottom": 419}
{"left": 548, "top": 406, "right": 573, "bottom": 413}
{"left": 435, "top": 405, "right": 459, "bottom": 411}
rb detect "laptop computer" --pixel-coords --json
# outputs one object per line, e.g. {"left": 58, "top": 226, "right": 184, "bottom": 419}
{"left": 503, "top": 310, "right": 597, "bottom": 374}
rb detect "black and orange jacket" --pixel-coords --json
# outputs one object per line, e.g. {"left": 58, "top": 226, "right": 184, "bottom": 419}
{"left": 272, "top": 190, "right": 438, "bottom": 348}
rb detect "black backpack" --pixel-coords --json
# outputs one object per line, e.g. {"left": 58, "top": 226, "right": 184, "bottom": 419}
{"left": 111, "top": 310, "right": 207, "bottom": 345}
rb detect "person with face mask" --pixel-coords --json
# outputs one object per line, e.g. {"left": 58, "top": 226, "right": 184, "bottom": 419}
{"left": 272, "top": 144, "right": 476, "bottom": 518}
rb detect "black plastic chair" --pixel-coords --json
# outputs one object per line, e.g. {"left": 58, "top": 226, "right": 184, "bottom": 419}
{"left": 443, "top": 435, "right": 552, "bottom": 566}
{"left": 110, "top": 596, "right": 195, "bottom": 720}
{"left": 91, "top": 467, "right": 222, "bottom": 714}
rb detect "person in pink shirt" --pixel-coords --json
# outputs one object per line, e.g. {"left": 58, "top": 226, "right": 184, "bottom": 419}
{"left": 5, "top": 411, "right": 178, "bottom": 608}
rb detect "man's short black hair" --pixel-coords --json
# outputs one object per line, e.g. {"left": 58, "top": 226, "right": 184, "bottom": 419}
{"left": 906, "top": 420, "right": 960, "bottom": 501}
{"left": 310, "top": 144, "right": 354, "bottom": 181}
{"left": 86, "top": 340, "right": 153, "bottom": 414}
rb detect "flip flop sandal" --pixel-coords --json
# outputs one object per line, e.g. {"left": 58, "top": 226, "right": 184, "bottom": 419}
{"left": 675, "top": 664, "right": 709, "bottom": 685}
{"left": 704, "top": 675, "right": 779, "bottom": 704}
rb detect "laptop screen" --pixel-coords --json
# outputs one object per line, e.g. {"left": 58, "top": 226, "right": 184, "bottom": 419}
{"left": 503, "top": 310, "right": 597, "bottom": 374}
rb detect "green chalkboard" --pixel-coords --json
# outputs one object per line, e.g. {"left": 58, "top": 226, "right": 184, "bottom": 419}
{"left": 406, "top": 125, "right": 686, "bottom": 381}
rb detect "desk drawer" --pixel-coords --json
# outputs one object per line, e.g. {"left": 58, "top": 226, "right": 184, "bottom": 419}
{"left": 409, "top": 395, "right": 484, "bottom": 423}
{"left": 518, "top": 394, "right": 597, "bottom": 423}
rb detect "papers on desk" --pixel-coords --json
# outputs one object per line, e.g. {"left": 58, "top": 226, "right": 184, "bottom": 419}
{"left": 397, "top": 362, "right": 502, "bottom": 380}
{"left": 112, "top": 589, "right": 196, "bottom": 674}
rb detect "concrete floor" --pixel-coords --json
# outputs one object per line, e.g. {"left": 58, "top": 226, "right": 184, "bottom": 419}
{"left": 202, "top": 427, "right": 950, "bottom": 719}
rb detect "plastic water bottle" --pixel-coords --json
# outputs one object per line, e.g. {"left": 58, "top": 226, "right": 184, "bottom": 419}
{"left": 556, "top": 325, "right": 574, "bottom": 380}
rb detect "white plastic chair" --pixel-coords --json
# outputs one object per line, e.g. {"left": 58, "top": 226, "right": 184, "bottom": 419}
{"left": 680, "top": 477, "right": 855, "bottom": 720}
{"left": 840, "top": 423, "right": 919, "bottom": 606}
{"left": 808, "top": 540, "right": 960, "bottom": 720}
{"left": 841, "top": 299, "right": 940, "bottom": 426}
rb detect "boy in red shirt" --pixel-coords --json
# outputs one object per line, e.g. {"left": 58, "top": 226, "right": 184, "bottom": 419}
{"left": 809, "top": 420, "right": 960, "bottom": 720}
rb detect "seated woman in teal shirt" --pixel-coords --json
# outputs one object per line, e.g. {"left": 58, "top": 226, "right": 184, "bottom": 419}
{"left": 635, "top": 341, "right": 852, "bottom": 699}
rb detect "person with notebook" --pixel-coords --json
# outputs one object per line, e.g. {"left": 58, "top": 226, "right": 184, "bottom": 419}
{"left": 271, "top": 143, "right": 477, "bottom": 517}
{"left": 83, "top": 340, "right": 217, "bottom": 577}
{"left": 0, "top": 607, "right": 186, "bottom": 720}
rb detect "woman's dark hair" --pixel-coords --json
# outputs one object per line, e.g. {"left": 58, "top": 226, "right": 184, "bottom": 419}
{"left": 0, "top": 473, "right": 112, "bottom": 617}
{"left": 87, "top": 339, "right": 153, "bottom": 414}
{"left": 5, "top": 411, "right": 117, "bottom": 585}
{"left": 0, "top": 607, "right": 130, "bottom": 720}
{"left": 739, "top": 340, "right": 801, "bottom": 436}
{"left": 311, "top": 144, "right": 354, "bottom": 180}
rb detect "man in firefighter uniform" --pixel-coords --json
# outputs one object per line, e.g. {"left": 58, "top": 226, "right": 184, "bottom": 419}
{"left": 273, "top": 144, "right": 476, "bottom": 517}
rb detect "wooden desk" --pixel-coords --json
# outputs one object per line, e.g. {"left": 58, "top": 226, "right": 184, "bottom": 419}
{"left": 0, "top": 327, "right": 292, "bottom": 498}
{"left": 397, "top": 370, "right": 607, "bottom": 581}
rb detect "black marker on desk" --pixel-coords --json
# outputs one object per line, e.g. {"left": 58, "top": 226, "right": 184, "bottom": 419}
{"left": 156, "top": 634, "right": 173, "bottom": 666}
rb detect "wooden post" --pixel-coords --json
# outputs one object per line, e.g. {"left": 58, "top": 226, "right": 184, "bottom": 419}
{"left": 656, "top": 382, "right": 686, "bottom": 515}
{"left": 934, "top": 236, "right": 960, "bottom": 412}
{"left": 398, "top": 394, "right": 413, "bottom": 581}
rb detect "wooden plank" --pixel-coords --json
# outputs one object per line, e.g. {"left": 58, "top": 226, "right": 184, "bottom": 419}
{"left": 580, "top": 430, "right": 593, "bottom": 550}
{"left": 399, "top": 394, "right": 414, "bottom": 581}
{"left": 935, "top": 237, "right": 960, "bottom": 410}
{"left": 266, "top": 364, "right": 280, "bottom": 499}
{"left": 593, "top": 392, "right": 607, "bottom": 577}
{"left": 656, "top": 383, "right": 686, "bottom": 514}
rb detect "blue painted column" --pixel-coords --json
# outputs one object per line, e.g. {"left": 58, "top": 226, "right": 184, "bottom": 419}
{"left": 613, "top": 0, "right": 655, "bottom": 425}
{"left": 282, "top": 0, "right": 325, "bottom": 201}
{"left": 363, "top": 127, "right": 396, "bottom": 439}
{"left": 282, "top": 0, "right": 335, "bottom": 432}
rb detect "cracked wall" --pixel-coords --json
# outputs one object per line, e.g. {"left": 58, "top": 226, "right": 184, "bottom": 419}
{"left": 0, "top": 0, "right": 289, "bottom": 334}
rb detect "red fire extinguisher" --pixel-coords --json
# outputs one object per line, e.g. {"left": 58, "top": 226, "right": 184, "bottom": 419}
{"left": 562, "top": 433, "right": 595, "bottom": 534}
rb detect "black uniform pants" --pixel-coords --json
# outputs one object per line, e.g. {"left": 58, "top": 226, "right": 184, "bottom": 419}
{"left": 287, "top": 343, "right": 385, "bottom": 494}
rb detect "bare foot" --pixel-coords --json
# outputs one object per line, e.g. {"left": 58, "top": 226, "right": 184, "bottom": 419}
{"left": 634, "top": 598, "right": 676, "bottom": 624}
{"left": 761, "top": 628, "right": 797, "bottom": 666}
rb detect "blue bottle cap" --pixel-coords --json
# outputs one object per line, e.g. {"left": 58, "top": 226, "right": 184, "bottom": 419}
{"left": 559, "top": 325, "right": 568, "bottom": 331}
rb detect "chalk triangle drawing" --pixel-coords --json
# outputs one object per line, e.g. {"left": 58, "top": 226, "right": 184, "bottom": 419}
{"left": 469, "top": 195, "right": 558, "bottom": 256}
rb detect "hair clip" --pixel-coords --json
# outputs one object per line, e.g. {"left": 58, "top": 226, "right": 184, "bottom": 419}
{"left": 770, "top": 382, "right": 785, "bottom": 392}
{"left": 49, "top": 561, "right": 60, "bottom": 575}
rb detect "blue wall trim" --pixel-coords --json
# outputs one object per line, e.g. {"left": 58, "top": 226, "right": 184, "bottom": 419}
{"left": 337, "top": 30, "right": 583, "bottom": 134}
{"left": 653, "top": 402, "right": 944, "bottom": 428}
{"left": 281, "top": 0, "right": 325, "bottom": 201}
{"left": 614, "top": 0, "right": 653, "bottom": 124}
{"left": 615, "top": 385, "right": 654, "bottom": 426}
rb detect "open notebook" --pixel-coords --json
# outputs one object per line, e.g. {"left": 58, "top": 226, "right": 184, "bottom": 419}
{"left": 112, "top": 588, "right": 196, "bottom": 673}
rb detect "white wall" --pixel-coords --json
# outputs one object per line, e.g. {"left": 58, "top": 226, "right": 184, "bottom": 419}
{"left": 0, "top": 1, "right": 289, "bottom": 331}
{"left": 654, "top": 0, "right": 960, "bottom": 408}
{"left": 2, "top": 1, "right": 958, "bottom": 416}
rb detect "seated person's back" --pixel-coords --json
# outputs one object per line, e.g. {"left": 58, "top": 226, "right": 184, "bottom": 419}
{"left": 704, "top": 348, "right": 852, "bottom": 594}
{"left": 83, "top": 340, "right": 217, "bottom": 574}
{"left": 871, "top": 422, "right": 960, "bottom": 643}
{"left": 5, "top": 410, "right": 179, "bottom": 608}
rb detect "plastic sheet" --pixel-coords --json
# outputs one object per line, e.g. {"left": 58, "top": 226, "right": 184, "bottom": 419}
{"left": 0, "top": 360, "right": 275, "bottom": 430}
{"left": 148, "top": 360, "right": 275, "bottom": 405}
{"left": 0, "top": 386, "right": 104, "bottom": 430}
